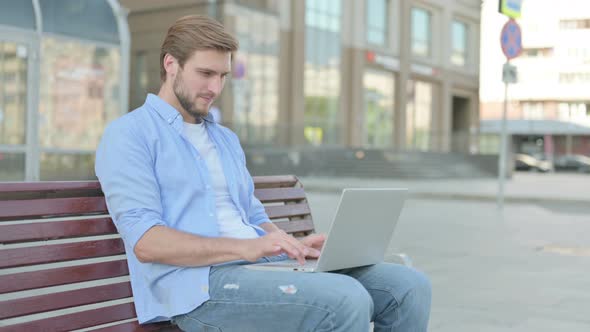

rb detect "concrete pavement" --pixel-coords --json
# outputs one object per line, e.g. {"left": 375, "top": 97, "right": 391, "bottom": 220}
{"left": 303, "top": 173, "right": 590, "bottom": 331}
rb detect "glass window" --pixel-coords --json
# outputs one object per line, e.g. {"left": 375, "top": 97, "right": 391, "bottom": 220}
{"left": 366, "top": 0, "right": 389, "bottom": 46}
{"left": 406, "top": 80, "right": 433, "bottom": 151}
{"left": 40, "top": 0, "right": 119, "bottom": 43}
{"left": 305, "top": 0, "right": 342, "bottom": 146}
{"left": 0, "top": 42, "right": 28, "bottom": 145}
{"left": 0, "top": 152, "right": 25, "bottom": 181}
{"left": 40, "top": 152, "right": 95, "bottom": 180}
{"left": 38, "top": 37, "right": 120, "bottom": 152}
{"left": 559, "top": 103, "right": 590, "bottom": 122}
{"left": 560, "top": 19, "right": 590, "bottom": 30}
{"left": 0, "top": 0, "right": 36, "bottom": 30}
{"left": 363, "top": 70, "right": 395, "bottom": 147}
{"left": 451, "top": 20, "right": 468, "bottom": 67}
{"left": 522, "top": 102, "right": 544, "bottom": 120}
{"left": 230, "top": 8, "right": 280, "bottom": 146}
{"left": 411, "top": 7, "right": 431, "bottom": 57}
{"left": 131, "top": 51, "right": 148, "bottom": 110}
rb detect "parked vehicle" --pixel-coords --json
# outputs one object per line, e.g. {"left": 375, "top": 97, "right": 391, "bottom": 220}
{"left": 554, "top": 154, "right": 590, "bottom": 173}
{"left": 514, "top": 153, "right": 552, "bottom": 172}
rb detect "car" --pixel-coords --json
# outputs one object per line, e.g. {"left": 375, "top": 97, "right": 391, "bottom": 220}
{"left": 554, "top": 154, "right": 590, "bottom": 173}
{"left": 514, "top": 153, "right": 552, "bottom": 172}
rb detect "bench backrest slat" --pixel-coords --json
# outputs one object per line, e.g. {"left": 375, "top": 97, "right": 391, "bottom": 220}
{"left": 0, "top": 181, "right": 102, "bottom": 194}
{"left": 251, "top": 175, "right": 298, "bottom": 188}
{"left": 0, "top": 238, "right": 125, "bottom": 269}
{"left": 92, "top": 321, "right": 177, "bottom": 332}
{"left": 0, "top": 217, "right": 116, "bottom": 243}
{"left": 265, "top": 203, "right": 311, "bottom": 220}
{"left": 0, "top": 197, "right": 107, "bottom": 220}
{"left": 0, "top": 281, "right": 132, "bottom": 320}
{"left": 0, "top": 175, "right": 313, "bottom": 331}
{"left": 272, "top": 218, "right": 315, "bottom": 234}
{"left": 0, "top": 260, "right": 128, "bottom": 294}
{"left": 0, "top": 302, "right": 138, "bottom": 332}
{"left": 253, "top": 188, "right": 306, "bottom": 203}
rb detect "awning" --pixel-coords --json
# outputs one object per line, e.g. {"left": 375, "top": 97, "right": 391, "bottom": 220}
{"left": 480, "top": 119, "right": 590, "bottom": 135}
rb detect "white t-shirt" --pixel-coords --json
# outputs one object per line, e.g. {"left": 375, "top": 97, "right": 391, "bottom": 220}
{"left": 182, "top": 121, "right": 259, "bottom": 239}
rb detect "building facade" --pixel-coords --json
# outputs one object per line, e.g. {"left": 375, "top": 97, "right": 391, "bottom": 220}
{"left": 0, "top": 0, "right": 129, "bottom": 181}
{"left": 480, "top": 0, "right": 590, "bottom": 158}
{"left": 123, "top": 0, "right": 481, "bottom": 152}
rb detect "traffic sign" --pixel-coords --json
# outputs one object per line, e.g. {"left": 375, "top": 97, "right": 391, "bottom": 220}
{"left": 500, "top": 19, "right": 522, "bottom": 60}
{"left": 502, "top": 62, "right": 517, "bottom": 83}
{"left": 498, "top": 0, "right": 522, "bottom": 19}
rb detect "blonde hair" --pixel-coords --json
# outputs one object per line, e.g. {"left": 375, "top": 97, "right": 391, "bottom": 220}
{"left": 160, "top": 15, "right": 238, "bottom": 81}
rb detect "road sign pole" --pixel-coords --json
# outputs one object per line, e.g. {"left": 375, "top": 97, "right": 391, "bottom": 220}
{"left": 498, "top": 64, "right": 510, "bottom": 210}
{"left": 497, "top": 17, "right": 522, "bottom": 210}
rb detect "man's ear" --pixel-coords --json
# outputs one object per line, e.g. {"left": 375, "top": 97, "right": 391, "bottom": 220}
{"left": 163, "top": 53, "right": 178, "bottom": 79}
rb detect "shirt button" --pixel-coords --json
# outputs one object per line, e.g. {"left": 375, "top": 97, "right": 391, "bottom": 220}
{"left": 209, "top": 213, "right": 214, "bottom": 217}
{"left": 167, "top": 117, "right": 173, "bottom": 123}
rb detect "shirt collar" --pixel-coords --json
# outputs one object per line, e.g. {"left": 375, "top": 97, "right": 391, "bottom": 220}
{"left": 145, "top": 93, "right": 216, "bottom": 128}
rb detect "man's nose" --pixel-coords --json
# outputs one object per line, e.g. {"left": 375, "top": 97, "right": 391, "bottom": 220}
{"left": 208, "top": 76, "right": 224, "bottom": 95}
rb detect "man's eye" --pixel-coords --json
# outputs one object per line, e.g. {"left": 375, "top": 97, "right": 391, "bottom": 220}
{"left": 200, "top": 71, "right": 213, "bottom": 77}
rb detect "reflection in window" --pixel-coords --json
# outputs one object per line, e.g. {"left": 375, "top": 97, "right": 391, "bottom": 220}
{"left": 231, "top": 8, "right": 280, "bottom": 145}
{"left": 558, "top": 103, "right": 590, "bottom": 123}
{"left": 40, "top": 0, "right": 119, "bottom": 44}
{"left": 0, "top": 0, "right": 36, "bottom": 30}
{"left": 451, "top": 20, "right": 467, "bottom": 66}
{"left": 363, "top": 70, "right": 395, "bottom": 147}
{"left": 522, "top": 102, "right": 544, "bottom": 120}
{"left": 560, "top": 19, "right": 590, "bottom": 30}
{"left": 523, "top": 47, "right": 553, "bottom": 58}
{"left": 40, "top": 152, "right": 96, "bottom": 180}
{"left": 131, "top": 51, "right": 149, "bottom": 110}
{"left": 305, "top": 0, "right": 342, "bottom": 146}
{"left": 366, "top": 0, "right": 389, "bottom": 46}
{"left": 411, "top": 7, "right": 431, "bottom": 57}
{"left": 0, "top": 152, "right": 25, "bottom": 181}
{"left": 0, "top": 42, "right": 28, "bottom": 145}
{"left": 406, "top": 80, "right": 432, "bottom": 151}
{"left": 39, "top": 37, "right": 120, "bottom": 151}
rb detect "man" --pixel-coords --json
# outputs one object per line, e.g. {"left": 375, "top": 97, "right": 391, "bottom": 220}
{"left": 96, "top": 15, "right": 431, "bottom": 331}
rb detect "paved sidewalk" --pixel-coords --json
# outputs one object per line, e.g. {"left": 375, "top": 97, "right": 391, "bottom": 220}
{"left": 300, "top": 172, "right": 590, "bottom": 204}
{"left": 304, "top": 178, "right": 590, "bottom": 331}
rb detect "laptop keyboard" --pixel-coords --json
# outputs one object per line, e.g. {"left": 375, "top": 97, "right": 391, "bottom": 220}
{"left": 260, "top": 259, "right": 318, "bottom": 268}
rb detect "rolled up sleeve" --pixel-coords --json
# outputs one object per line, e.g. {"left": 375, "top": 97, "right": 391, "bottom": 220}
{"left": 248, "top": 195, "right": 271, "bottom": 226}
{"left": 95, "top": 119, "right": 166, "bottom": 251}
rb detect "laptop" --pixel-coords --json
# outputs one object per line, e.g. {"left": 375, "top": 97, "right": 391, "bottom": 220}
{"left": 245, "top": 188, "right": 408, "bottom": 272}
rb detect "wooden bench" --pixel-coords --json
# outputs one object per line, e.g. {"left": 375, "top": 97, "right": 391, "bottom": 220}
{"left": 0, "top": 175, "right": 316, "bottom": 331}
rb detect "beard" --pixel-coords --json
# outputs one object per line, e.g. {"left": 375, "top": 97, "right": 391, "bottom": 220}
{"left": 172, "top": 72, "right": 209, "bottom": 121}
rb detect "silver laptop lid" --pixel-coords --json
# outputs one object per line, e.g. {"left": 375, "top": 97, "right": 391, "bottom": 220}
{"left": 315, "top": 188, "right": 408, "bottom": 272}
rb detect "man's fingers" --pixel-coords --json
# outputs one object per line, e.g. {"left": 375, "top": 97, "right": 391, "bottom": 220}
{"left": 300, "top": 234, "right": 326, "bottom": 251}
{"left": 284, "top": 232, "right": 312, "bottom": 254}
{"left": 275, "top": 239, "right": 306, "bottom": 265}
{"left": 273, "top": 231, "right": 308, "bottom": 256}
{"left": 265, "top": 231, "right": 314, "bottom": 264}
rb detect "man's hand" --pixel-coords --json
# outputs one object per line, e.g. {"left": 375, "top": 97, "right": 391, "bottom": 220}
{"left": 242, "top": 230, "right": 320, "bottom": 265}
{"left": 299, "top": 234, "right": 326, "bottom": 256}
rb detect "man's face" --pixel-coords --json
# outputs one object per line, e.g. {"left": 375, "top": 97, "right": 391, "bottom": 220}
{"left": 172, "top": 50, "right": 231, "bottom": 120}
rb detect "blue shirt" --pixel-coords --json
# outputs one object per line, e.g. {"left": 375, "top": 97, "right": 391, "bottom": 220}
{"left": 95, "top": 94, "right": 270, "bottom": 324}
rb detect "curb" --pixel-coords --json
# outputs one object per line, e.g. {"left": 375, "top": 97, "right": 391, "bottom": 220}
{"left": 302, "top": 184, "right": 590, "bottom": 206}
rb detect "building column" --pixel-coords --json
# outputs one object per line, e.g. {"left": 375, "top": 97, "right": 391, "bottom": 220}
{"left": 279, "top": 0, "right": 306, "bottom": 147}
{"left": 340, "top": 0, "right": 365, "bottom": 147}
{"left": 396, "top": 0, "right": 412, "bottom": 151}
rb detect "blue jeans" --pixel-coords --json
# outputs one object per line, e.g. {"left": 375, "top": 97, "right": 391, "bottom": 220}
{"left": 173, "top": 256, "right": 431, "bottom": 332}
